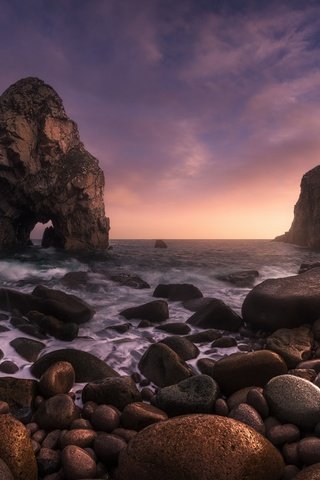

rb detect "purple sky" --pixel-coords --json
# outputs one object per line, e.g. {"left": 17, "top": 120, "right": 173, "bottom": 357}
{"left": 1, "top": 0, "right": 320, "bottom": 238}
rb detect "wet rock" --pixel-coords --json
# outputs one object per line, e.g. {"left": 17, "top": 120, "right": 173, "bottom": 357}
{"left": 216, "top": 270, "right": 259, "bottom": 287}
{"left": 152, "top": 375, "right": 219, "bottom": 416}
{"left": 153, "top": 283, "right": 203, "bottom": 301}
{"left": 242, "top": 268, "right": 320, "bottom": 330}
{"left": 264, "top": 374, "right": 320, "bottom": 428}
{"left": 155, "top": 322, "right": 191, "bottom": 335}
{"left": 227, "top": 387, "right": 262, "bottom": 410}
{"left": 212, "top": 336, "right": 237, "bottom": 348}
{"left": 0, "top": 377, "right": 37, "bottom": 410}
{"left": 60, "top": 429, "right": 97, "bottom": 449}
{"left": 61, "top": 445, "right": 97, "bottom": 479}
{"left": 288, "top": 368, "right": 316, "bottom": 382}
{"left": 35, "top": 394, "right": 79, "bottom": 430}
{"left": 117, "top": 414, "right": 284, "bottom": 480}
{"left": 0, "top": 414, "right": 37, "bottom": 479}
{"left": 27, "top": 311, "right": 79, "bottom": 340}
{"left": 267, "top": 424, "right": 300, "bottom": 446}
{"left": 60, "top": 271, "right": 90, "bottom": 289}
{"left": 37, "top": 448, "right": 61, "bottom": 477}
{"left": 93, "top": 433, "right": 127, "bottom": 464}
{"left": 298, "top": 437, "right": 320, "bottom": 465}
{"left": 138, "top": 343, "right": 193, "bottom": 387}
{"left": 109, "top": 272, "right": 150, "bottom": 289}
{"left": 42, "top": 430, "right": 61, "bottom": 449}
{"left": 91, "top": 404, "right": 120, "bottom": 432}
{"left": 154, "top": 240, "right": 167, "bottom": 248}
{"left": 82, "top": 376, "right": 141, "bottom": 410}
{"left": 120, "top": 402, "right": 168, "bottom": 430}
{"left": 266, "top": 326, "right": 313, "bottom": 368}
{"left": 120, "top": 300, "right": 169, "bottom": 322}
{"left": 0, "top": 77, "right": 109, "bottom": 251}
{"left": 186, "top": 329, "right": 222, "bottom": 343}
{"left": 210, "top": 350, "right": 287, "bottom": 395}
{"left": 197, "top": 358, "right": 216, "bottom": 375}
{"left": 31, "top": 348, "right": 119, "bottom": 382}
{"left": 10, "top": 337, "right": 45, "bottom": 362}
{"left": 247, "top": 388, "right": 269, "bottom": 418}
{"left": 229, "top": 403, "right": 265, "bottom": 435}
{"left": 113, "top": 428, "right": 137, "bottom": 443}
{"left": 0, "top": 361, "right": 19, "bottom": 374}
{"left": 183, "top": 297, "right": 217, "bottom": 312}
{"left": 187, "top": 299, "right": 242, "bottom": 331}
{"left": 159, "top": 336, "right": 199, "bottom": 360}
{"left": 39, "top": 361, "right": 75, "bottom": 398}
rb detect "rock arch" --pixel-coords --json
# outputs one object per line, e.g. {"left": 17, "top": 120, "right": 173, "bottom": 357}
{"left": 0, "top": 77, "right": 109, "bottom": 250}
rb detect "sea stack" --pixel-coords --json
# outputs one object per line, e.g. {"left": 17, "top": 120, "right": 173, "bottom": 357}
{"left": 275, "top": 165, "right": 320, "bottom": 249}
{"left": 0, "top": 77, "right": 109, "bottom": 250}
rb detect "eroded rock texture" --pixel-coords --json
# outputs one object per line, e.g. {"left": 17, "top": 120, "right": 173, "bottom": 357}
{"left": 275, "top": 166, "right": 320, "bottom": 249}
{"left": 0, "top": 77, "right": 109, "bottom": 249}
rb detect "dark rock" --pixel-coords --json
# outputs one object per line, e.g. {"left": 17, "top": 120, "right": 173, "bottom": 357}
{"left": 298, "top": 437, "right": 320, "bottom": 465}
{"left": 152, "top": 375, "right": 219, "bottom": 416}
{"left": 227, "top": 387, "right": 259, "bottom": 410}
{"left": 183, "top": 297, "right": 216, "bottom": 312}
{"left": 297, "top": 359, "right": 320, "bottom": 372}
{"left": 42, "top": 430, "right": 61, "bottom": 449}
{"left": 39, "top": 361, "right": 75, "bottom": 398}
{"left": 90, "top": 404, "right": 120, "bottom": 432}
{"left": 247, "top": 388, "right": 269, "bottom": 418}
{"left": 32, "top": 285, "right": 95, "bottom": 324}
{"left": 288, "top": 368, "right": 316, "bottom": 382}
{"left": 216, "top": 270, "right": 259, "bottom": 287}
{"left": 120, "top": 300, "right": 169, "bottom": 322}
{"left": 186, "top": 329, "right": 222, "bottom": 343}
{"left": 159, "top": 336, "right": 199, "bottom": 360}
{"left": 267, "top": 424, "right": 300, "bottom": 446}
{"left": 113, "top": 428, "right": 137, "bottom": 443}
{"left": 93, "top": 433, "right": 127, "bottom": 464}
{"left": 27, "top": 311, "right": 79, "bottom": 340}
{"left": 214, "top": 398, "right": 229, "bottom": 416}
{"left": 61, "top": 445, "right": 97, "bottom": 479}
{"left": 212, "top": 336, "right": 237, "bottom": 348}
{"left": 154, "top": 240, "right": 167, "bottom": 248}
{"left": 37, "top": 448, "right": 61, "bottom": 476}
{"left": 138, "top": 343, "right": 193, "bottom": 387}
{"left": 197, "top": 358, "right": 216, "bottom": 375}
{"left": 229, "top": 403, "right": 265, "bottom": 435}
{"left": 10, "top": 337, "right": 45, "bottom": 362}
{"left": 31, "top": 348, "right": 119, "bottom": 382}
{"left": 109, "top": 272, "right": 150, "bottom": 289}
{"left": 0, "top": 361, "right": 18, "bottom": 374}
{"left": 293, "top": 464, "right": 320, "bottom": 479}
{"left": 117, "top": 414, "right": 284, "bottom": 480}
{"left": 242, "top": 268, "right": 320, "bottom": 330}
{"left": 60, "top": 429, "right": 97, "bottom": 448}
{"left": 82, "top": 376, "right": 141, "bottom": 410}
{"left": 35, "top": 394, "right": 79, "bottom": 430}
{"left": 0, "top": 77, "right": 109, "bottom": 250}
{"left": 299, "top": 262, "right": 320, "bottom": 274}
{"left": 0, "top": 414, "right": 37, "bottom": 480}
{"left": 120, "top": 402, "right": 168, "bottom": 431}
{"left": 187, "top": 299, "right": 242, "bottom": 331}
{"left": 60, "top": 271, "right": 90, "bottom": 289}
{"left": 0, "top": 377, "right": 37, "bottom": 410}
{"left": 266, "top": 326, "right": 313, "bottom": 368}
{"left": 264, "top": 374, "right": 320, "bottom": 428}
{"left": 282, "top": 442, "right": 300, "bottom": 466}
{"left": 155, "top": 322, "right": 191, "bottom": 335}
{"left": 210, "top": 350, "right": 288, "bottom": 395}
{"left": 153, "top": 283, "right": 203, "bottom": 301}
{"left": 105, "top": 323, "right": 131, "bottom": 334}
{"left": 275, "top": 165, "right": 320, "bottom": 249}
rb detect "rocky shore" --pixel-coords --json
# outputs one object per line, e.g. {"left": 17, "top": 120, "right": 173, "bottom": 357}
{"left": 2, "top": 266, "right": 320, "bottom": 479}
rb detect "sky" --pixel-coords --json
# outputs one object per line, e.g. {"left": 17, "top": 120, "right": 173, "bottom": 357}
{"left": 1, "top": 0, "right": 320, "bottom": 239}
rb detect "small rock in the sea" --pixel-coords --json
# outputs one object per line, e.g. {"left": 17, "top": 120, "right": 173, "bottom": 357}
{"left": 82, "top": 376, "right": 141, "bottom": 410}
{"left": 27, "top": 311, "right": 79, "bottom": 341}
{"left": 186, "top": 329, "right": 222, "bottom": 343}
{"left": 39, "top": 361, "right": 75, "bottom": 398}
{"left": 212, "top": 336, "right": 237, "bottom": 348}
{"left": 264, "top": 374, "right": 320, "bottom": 428}
{"left": 183, "top": 297, "right": 216, "bottom": 312}
{"left": 153, "top": 283, "right": 203, "bottom": 301}
{"left": 138, "top": 343, "right": 193, "bottom": 387}
{"left": 154, "top": 240, "right": 167, "bottom": 248}
{"left": 155, "top": 322, "right": 191, "bottom": 334}
{"left": 216, "top": 269, "right": 259, "bottom": 287}
{"left": 187, "top": 298, "right": 243, "bottom": 331}
{"left": 116, "top": 414, "right": 284, "bottom": 480}
{"left": 109, "top": 272, "right": 150, "bottom": 289}
{"left": 0, "top": 361, "right": 19, "bottom": 374}
{"left": 10, "top": 337, "right": 45, "bottom": 362}
{"left": 159, "top": 335, "right": 199, "bottom": 360}
{"left": 120, "top": 300, "right": 169, "bottom": 322}
{"left": 152, "top": 375, "right": 219, "bottom": 416}
{"left": 196, "top": 357, "right": 216, "bottom": 375}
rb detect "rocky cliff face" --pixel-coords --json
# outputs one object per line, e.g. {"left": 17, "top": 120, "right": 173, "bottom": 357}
{"left": 275, "top": 165, "right": 320, "bottom": 249}
{"left": 0, "top": 77, "right": 109, "bottom": 250}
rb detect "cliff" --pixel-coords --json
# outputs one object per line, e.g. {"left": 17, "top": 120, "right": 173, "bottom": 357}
{"left": 275, "top": 165, "right": 320, "bottom": 249}
{"left": 0, "top": 77, "right": 109, "bottom": 250}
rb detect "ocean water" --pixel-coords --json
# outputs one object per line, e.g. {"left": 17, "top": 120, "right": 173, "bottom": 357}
{"left": 0, "top": 239, "right": 319, "bottom": 382}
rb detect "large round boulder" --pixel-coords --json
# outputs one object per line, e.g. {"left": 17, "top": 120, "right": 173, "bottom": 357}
{"left": 210, "top": 350, "right": 287, "bottom": 395}
{"left": 0, "top": 414, "right": 37, "bottom": 480}
{"left": 242, "top": 268, "right": 320, "bottom": 330}
{"left": 116, "top": 414, "right": 284, "bottom": 480}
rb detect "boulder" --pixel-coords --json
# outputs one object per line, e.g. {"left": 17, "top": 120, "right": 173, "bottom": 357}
{"left": 27, "top": 311, "right": 79, "bottom": 340}
{"left": 82, "top": 376, "right": 141, "bottom": 410}
{"left": 187, "top": 298, "right": 242, "bottom": 331}
{"left": 0, "top": 414, "right": 37, "bottom": 480}
{"left": 183, "top": 297, "right": 217, "bottom": 312}
{"left": 39, "top": 361, "right": 75, "bottom": 397}
{"left": 216, "top": 270, "right": 259, "bottom": 287}
{"left": 154, "top": 240, "right": 167, "bottom": 248}
{"left": 61, "top": 445, "right": 97, "bottom": 479}
{"left": 138, "top": 343, "right": 193, "bottom": 387}
{"left": 159, "top": 336, "right": 199, "bottom": 360}
{"left": 35, "top": 394, "right": 79, "bottom": 430}
{"left": 266, "top": 326, "right": 313, "bottom": 368}
{"left": 117, "top": 414, "right": 284, "bottom": 480}
{"left": 120, "top": 402, "right": 168, "bottom": 431}
{"left": 264, "top": 375, "right": 320, "bottom": 429}
{"left": 242, "top": 268, "right": 320, "bottom": 330}
{"left": 109, "top": 272, "right": 150, "bottom": 289}
{"left": 152, "top": 375, "right": 219, "bottom": 416}
{"left": 0, "top": 77, "right": 109, "bottom": 250}
{"left": 275, "top": 165, "right": 320, "bottom": 249}
{"left": 31, "top": 348, "right": 119, "bottom": 382}
{"left": 120, "top": 300, "right": 169, "bottom": 322}
{"left": 10, "top": 337, "right": 45, "bottom": 362}
{"left": 210, "top": 350, "right": 288, "bottom": 395}
{"left": 153, "top": 283, "right": 203, "bottom": 301}
{"left": 0, "top": 377, "right": 38, "bottom": 410}
{"left": 155, "top": 322, "right": 191, "bottom": 335}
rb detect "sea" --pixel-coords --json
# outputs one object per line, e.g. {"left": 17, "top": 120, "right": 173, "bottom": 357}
{"left": 0, "top": 239, "right": 319, "bottom": 383}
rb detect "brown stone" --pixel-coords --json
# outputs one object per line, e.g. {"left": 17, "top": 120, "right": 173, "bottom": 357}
{"left": 120, "top": 402, "right": 168, "bottom": 431}
{"left": 0, "top": 377, "right": 37, "bottom": 410}
{"left": 117, "top": 414, "right": 284, "bottom": 480}
{"left": 39, "top": 361, "right": 75, "bottom": 397}
{"left": 266, "top": 326, "right": 313, "bottom": 368}
{"left": 35, "top": 394, "right": 79, "bottom": 430}
{"left": 61, "top": 445, "right": 97, "bottom": 479}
